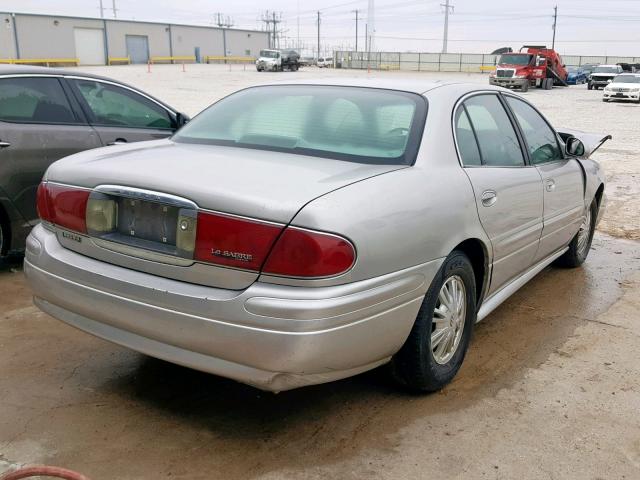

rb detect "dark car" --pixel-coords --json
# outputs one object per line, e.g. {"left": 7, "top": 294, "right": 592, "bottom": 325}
{"left": 0, "top": 65, "right": 188, "bottom": 258}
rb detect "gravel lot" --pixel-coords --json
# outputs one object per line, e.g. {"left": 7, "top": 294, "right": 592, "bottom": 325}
{"left": 1, "top": 65, "right": 639, "bottom": 480}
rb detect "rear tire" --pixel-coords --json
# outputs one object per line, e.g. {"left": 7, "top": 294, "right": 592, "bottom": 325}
{"left": 392, "top": 251, "right": 476, "bottom": 392}
{"left": 555, "top": 199, "right": 597, "bottom": 268}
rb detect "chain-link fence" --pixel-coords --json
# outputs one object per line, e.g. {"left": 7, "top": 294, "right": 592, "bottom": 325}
{"left": 334, "top": 51, "right": 640, "bottom": 72}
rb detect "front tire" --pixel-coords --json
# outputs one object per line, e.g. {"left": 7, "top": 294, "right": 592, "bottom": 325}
{"left": 521, "top": 82, "right": 529, "bottom": 92}
{"left": 555, "top": 199, "right": 597, "bottom": 268}
{"left": 392, "top": 251, "right": 476, "bottom": 392}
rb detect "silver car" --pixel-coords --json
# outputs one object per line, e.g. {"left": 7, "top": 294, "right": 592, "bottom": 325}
{"left": 24, "top": 80, "right": 607, "bottom": 392}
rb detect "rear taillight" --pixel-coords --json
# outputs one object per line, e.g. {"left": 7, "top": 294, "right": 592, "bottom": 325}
{"left": 194, "top": 211, "right": 355, "bottom": 277}
{"left": 262, "top": 227, "right": 355, "bottom": 278}
{"left": 194, "top": 211, "right": 282, "bottom": 271}
{"left": 36, "top": 182, "right": 90, "bottom": 233}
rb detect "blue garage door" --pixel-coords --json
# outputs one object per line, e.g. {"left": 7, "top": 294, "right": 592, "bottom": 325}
{"left": 125, "top": 35, "right": 149, "bottom": 64}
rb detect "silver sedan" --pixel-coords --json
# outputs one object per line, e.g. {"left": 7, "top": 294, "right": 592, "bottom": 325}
{"left": 24, "top": 79, "right": 607, "bottom": 392}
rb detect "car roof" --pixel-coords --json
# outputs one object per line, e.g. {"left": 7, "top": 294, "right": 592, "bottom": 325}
{"left": 258, "top": 77, "right": 505, "bottom": 95}
{"left": 0, "top": 64, "right": 115, "bottom": 80}
{"left": 0, "top": 64, "right": 176, "bottom": 111}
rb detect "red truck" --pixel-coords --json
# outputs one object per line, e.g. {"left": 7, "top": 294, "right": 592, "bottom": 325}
{"left": 489, "top": 45, "right": 568, "bottom": 92}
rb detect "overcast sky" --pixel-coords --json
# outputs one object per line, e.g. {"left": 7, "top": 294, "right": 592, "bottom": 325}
{"left": 4, "top": 0, "right": 640, "bottom": 56}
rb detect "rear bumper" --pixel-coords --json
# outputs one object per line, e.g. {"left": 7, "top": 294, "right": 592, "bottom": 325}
{"left": 24, "top": 224, "right": 436, "bottom": 391}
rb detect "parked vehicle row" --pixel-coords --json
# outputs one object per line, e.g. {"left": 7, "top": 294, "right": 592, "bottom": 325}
{"left": 18, "top": 73, "right": 608, "bottom": 393}
{"left": 0, "top": 65, "right": 188, "bottom": 257}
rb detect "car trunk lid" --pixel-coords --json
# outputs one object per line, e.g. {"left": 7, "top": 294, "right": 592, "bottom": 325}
{"left": 44, "top": 139, "right": 404, "bottom": 289}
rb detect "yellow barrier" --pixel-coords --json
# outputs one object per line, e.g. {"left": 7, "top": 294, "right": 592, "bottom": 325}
{"left": 150, "top": 56, "right": 196, "bottom": 64}
{"left": 379, "top": 64, "right": 400, "bottom": 71}
{"left": 0, "top": 58, "right": 79, "bottom": 66}
{"left": 479, "top": 65, "right": 496, "bottom": 72}
{"left": 108, "top": 56, "right": 131, "bottom": 65}
{"left": 205, "top": 55, "right": 255, "bottom": 64}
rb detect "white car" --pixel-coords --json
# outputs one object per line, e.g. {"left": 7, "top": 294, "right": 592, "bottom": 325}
{"left": 317, "top": 57, "right": 333, "bottom": 68}
{"left": 603, "top": 73, "right": 640, "bottom": 103}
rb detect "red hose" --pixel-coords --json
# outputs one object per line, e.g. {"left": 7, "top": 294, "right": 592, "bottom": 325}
{"left": 0, "top": 466, "right": 90, "bottom": 480}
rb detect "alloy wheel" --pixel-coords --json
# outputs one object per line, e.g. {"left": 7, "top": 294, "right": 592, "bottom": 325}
{"left": 577, "top": 208, "right": 592, "bottom": 257}
{"left": 431, "top": 275, "right": 467, "bottom": 365}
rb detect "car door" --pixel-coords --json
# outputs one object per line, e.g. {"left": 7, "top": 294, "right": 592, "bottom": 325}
{"left": 504, "top": 95, "right": 585, "bottom": 262}
{"left": 67, "top": 77, "right": 176, "bottom": 145}
{"left": 455, "top": 93, "right": 544, "bottom": 295}
{"left": 0, "top": 75, "right": 102, "bottom": 225}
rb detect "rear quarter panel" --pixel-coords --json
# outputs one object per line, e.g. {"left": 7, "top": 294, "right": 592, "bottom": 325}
{"left": 278, "top": 89, "right": 491, "bottom": 288}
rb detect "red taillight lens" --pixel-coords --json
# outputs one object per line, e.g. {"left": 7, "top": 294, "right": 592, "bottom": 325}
{"left": 36, "top": 182, "right": 52, "bottom": 223}
{"left": 194, "top": 211, "right": 282, "bottom": 271}
{"left": 262, "top": 227, "right": 355, "bottom": 278}
{"left": 36, "top": 182, "right": 90, "bottom": 233}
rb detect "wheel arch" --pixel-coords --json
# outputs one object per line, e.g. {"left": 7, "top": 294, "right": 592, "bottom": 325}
{"left": 452, "top": 238, "right": 489, "bottom": 310}
{"left": 594, "top": 182, "right": 605, "bottom": 206}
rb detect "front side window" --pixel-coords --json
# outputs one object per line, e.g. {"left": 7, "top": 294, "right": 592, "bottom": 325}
{"left": 505, "top": 96, "right": 562, "bottom": 164}
{"left": 0, "top": 77, "right": 76, "bottom": 124}
{"left": 174, "top": 85, "right": 427, "bottom": 165}
{"left": 73, "top": 79, "right": 172, "bottom": 129}
{"left": 462, "top": 94, "right": 524, "bottom": 167}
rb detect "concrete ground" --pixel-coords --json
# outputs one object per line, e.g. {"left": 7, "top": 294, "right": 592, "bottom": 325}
{"left": 1, "top": 65, "right": 639, "bottom": 479}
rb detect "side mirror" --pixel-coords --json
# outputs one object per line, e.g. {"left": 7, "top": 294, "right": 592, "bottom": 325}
{"left": 566, "top": 137, "right": 585, "bottom": 157}
{"left": 607, "top": 79, "right": 613, "bottom": 84}
{"left": 175, "top": 112, "right": 190, "bottom": 128}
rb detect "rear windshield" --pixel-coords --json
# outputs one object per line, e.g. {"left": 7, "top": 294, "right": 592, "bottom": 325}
{"left": 173, "top": 85, "right": 427, "bottom": 165}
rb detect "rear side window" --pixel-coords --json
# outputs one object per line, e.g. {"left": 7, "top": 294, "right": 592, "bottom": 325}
{"left": 454, "top": 107, "right": 482, "bottom": 166}
{"left": 463, "top": 94, "right": 524, "bottom": 167}
{"left": 0, "top": 77, "right": 76, "bottom": 124}
{"left": 505, "top": 96, "right": 563, "bottom": 164}
{"left": 72, "top": 79, "right": 173, "bottom": 130}
{"left": 173, "top": 85, "right": 427, "bottom": 165}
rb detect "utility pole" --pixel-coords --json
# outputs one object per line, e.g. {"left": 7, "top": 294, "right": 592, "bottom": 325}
{"left": 261, "top": 11, "right": 281, "bottom": 49}
{"left": 353, "top": 9, "right": 359, "bottom": 52}
{"left": 317, "top": 11, "right": 321, "bottom": 61}
{"left": 367, "top": 0, "right": 375, "bottom": 53}
{"left": 441, "top": 0, "right": 453, "bottom": 53}
{"left": 99, "top": 0, "right": 104, "bottom": 18}
{"left": 552, "top": 5, "right": 558, "bottom": 50}
{"left": 111, "top": 0, "right": 117, "bottom": 18}
{"left": 297, "top": 0, "right": 300, "bottom": 49}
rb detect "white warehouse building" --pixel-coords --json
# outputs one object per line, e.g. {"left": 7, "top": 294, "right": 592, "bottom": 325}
{"left": 0, "top": 12, "right": 269, "bottom": 65}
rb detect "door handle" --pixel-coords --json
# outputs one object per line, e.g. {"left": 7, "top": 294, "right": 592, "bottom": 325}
{"left": 481, "top": 190, "right": 498, "bottom": 207}
{"left": 0, "top": 141, "right": 10, "bottom": 148}
{"left": 107, "top": 139, "right": 127, "bottom": 146}
{"left": 545, "top": 179, "right": 556, "bottom": 192}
